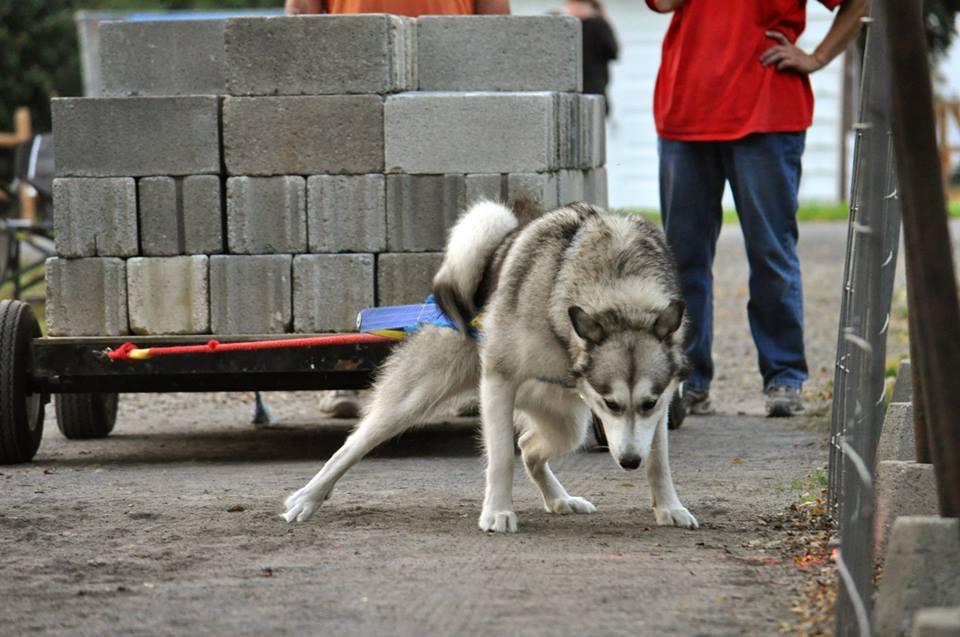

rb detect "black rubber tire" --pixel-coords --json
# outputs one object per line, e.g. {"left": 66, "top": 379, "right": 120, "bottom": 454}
{"left": 0, "top": 300, "right": 45, "bottom": 464}
{"left": 667, "top": 391, "right": 686, "bottom": 430}
{"left": 55, "top": 393, "right": 118, "bottom": 440}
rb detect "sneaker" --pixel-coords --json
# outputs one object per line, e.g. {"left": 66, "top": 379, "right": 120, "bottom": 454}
{"left": 764, "top": 385, "right": 804, "bottom": 417}
{"left": 681, "top": 386, "right": 715, "bottom": 416}
{"left": 317, "top": 389, "right": 362, "bottom": 419}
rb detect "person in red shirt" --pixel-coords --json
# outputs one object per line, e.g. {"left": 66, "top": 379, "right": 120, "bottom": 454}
{"left": 647, "top": 0, "right": 867, "bottom": 417}
{"left": 285, "top": 0, "right": 509, "bottom": 15}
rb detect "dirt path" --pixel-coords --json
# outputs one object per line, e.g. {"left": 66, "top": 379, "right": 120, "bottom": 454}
{"left": 0, "top": 221, "right": 891, "bottom": 636}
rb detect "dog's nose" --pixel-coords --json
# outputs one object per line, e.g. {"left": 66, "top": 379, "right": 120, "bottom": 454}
{"left": 619, "top": 455, "right": 641, "bottom": 470}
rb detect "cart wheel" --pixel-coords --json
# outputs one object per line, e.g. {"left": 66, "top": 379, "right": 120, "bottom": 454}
{"left": 55, "top": 393, "right": 118, "bottom": 440}
{"left": 0, "top": 300, "right": 45, "bottom": 464}
{"left": 668, "top": 391, "right": 686, "bottom": 430}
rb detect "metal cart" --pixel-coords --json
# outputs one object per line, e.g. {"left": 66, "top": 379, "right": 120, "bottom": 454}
{"left": 0, "top": 299, "right": 396, "bottom": 464}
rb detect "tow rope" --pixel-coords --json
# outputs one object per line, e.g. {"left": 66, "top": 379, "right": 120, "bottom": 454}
{"left": 105, "top": 296, "right": 480, "bottom": 362}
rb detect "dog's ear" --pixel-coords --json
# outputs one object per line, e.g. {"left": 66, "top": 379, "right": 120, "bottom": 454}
{"left": 569, "top": 306, "right": 606, "bottom": 345}
{"left": 653, "top": 299, "right": 685, "bottom": 341}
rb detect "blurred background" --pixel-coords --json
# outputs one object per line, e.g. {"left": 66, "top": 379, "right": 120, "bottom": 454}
{"left": 1, "top": 0, "right": 958, "bottom": 235}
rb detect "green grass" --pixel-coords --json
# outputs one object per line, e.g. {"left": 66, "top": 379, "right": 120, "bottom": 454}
{"left": 620, "top": 200, "right": 960, "bottom": 224}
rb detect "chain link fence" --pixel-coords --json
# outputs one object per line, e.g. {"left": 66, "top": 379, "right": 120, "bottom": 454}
{"left": 827, "top": 4, "right": 902, "bottom": 636}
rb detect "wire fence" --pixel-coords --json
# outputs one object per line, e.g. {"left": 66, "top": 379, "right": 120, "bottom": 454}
{"left": 827, "top": 4, "right": 902, "bottom": 636}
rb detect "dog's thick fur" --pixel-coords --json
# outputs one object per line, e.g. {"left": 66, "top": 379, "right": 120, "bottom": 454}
{"left": 283, "top": 201, "right": 698, "bottom": 533}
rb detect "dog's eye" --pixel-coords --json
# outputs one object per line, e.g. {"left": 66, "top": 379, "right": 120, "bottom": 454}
{"left": 641, "top": 399, "right": 658, "bottom": 412}
{"left": 604, "top": 399, "right": 623, "bottom": 414}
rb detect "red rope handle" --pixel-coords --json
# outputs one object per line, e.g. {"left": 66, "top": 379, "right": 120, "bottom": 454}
{"left": 106, "top": 333, "right": 400, "bottom": 361}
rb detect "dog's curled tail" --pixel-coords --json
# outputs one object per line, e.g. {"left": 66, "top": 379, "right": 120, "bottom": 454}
{"left": 432, "top": 199, "right": 519, "bottom": 335}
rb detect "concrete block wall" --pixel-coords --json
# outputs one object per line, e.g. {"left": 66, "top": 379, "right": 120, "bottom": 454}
{"left": 48, "top": 15, "right": 607, "bottom": 336}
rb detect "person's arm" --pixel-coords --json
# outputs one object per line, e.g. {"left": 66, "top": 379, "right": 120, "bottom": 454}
{"left": 285, "top": 0, "right": 323, "bottom": 14}
{"left": 646, "top": 0, "right": 690, "bottom": 13}
{"left": 475, "top": 0, "right": 510, "bottom": 14}
{"left": 760, "top": 0, "right": 869, "bottom": 74}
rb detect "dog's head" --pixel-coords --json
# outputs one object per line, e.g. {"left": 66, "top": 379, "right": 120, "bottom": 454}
{"left": 569, "top": 301, "right": 687, "bottom": 470}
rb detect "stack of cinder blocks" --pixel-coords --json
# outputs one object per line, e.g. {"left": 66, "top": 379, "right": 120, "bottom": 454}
{"left": 869, "top": 360, "right": 960, "bottom": 637}
{"left": 48, "top": 15, "right": 606, "bottom": 337}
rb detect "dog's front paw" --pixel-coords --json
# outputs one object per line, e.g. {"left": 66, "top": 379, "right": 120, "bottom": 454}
{"left": 281, "top": 484, "right": 332, "bottom": 523}
{"left": 545, "top": 496, "right": 597, "bottom": 515}
{"left": 478, "top": 509, "right": 518, "bottom": 533}
{"left": 654, "top": 505, "right": 699, "bottom": 529}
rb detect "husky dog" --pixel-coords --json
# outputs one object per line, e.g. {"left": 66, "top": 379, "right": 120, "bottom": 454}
{"left": 282, "top": 201, "right": 698, "bottom": 533}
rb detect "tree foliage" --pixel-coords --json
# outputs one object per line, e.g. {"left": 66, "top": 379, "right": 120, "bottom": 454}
{"left": 926, "top": 0, "right": 960, "bottom": 61}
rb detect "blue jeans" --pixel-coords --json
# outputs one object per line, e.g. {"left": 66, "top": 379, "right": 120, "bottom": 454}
{"left": 659, "top": 132, "right": 808, "bottom": 393}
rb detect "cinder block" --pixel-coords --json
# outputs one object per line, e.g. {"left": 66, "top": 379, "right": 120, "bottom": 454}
{"left": 874, "top": 461, "right": 940, "bottom": 561}
{"left": 138, "top": 176, "right": 224, "bottom": 256}
{"left": 53, "top": 178, "right": 137, "bottom": 257}
{"left": 386, "top": 175, "right": 465, "bottom": 252}
{"left": 557, "top": 92, "right": 581, "bottom": 170}
{"left": 52, "top": 97, "right": 221, "bottom": 177}
{"left": 877, "top": 402, "right": 917, "bottom": 463}
{"left": 209, "top": 255, "right": 292, "bottom": 334}
{"left": 912, "top": 607, "right": 960, "bottom": 637}
{"left": 465, "top": 174, "right": 505, "bottom": 205}
{"left": 417, "top": 16, "right": 581, "bottom": 92}
{"left": 580, "top": 94, "right": 606, "bottom": 168}
{"left": 385, "top": 92, "right": 557, "bottom": 174}
{"left": 307, "top": 175, "right": 385, "bottom": 253}
{"left": 223, "top": 96, "right": 384, "bottom": 176}
{"left": 507, "top": 173, "right": 559, "bottom": 210}
{"left": 45, "top": 257, "right": 128, "bottom": 336}
{"left": 891, "top": 359, "right": 912, "bottom": 403}
{"left": 127, "top": 256, "right": 209, "bottom": 335}
{"left": 583, "top": 167, "right": 608, "bottom": 209}
{"left": 100, "top": 20, "right": 226, "bottom": 96}
{"left": 293, "top": 254, "right": 375, "bottom": 332}
{"left": 225, "top": 15, "right": 415, "bottom": 95}
{"left": 875, "top": 517, "right": 960, "bottom": 637}
{"left": 183, "top": 176, "right": 225, "bottom": 254}
{"left": 558, "top": 169, "right": 585, "bottom": 206}
{"left": 226, "top": 176, "right": 306, "bottom": 254}
{"left": 377, "top": 253, "right": 443, "bottom": 306}
{"left": 138, "top": 177, "right": 180, "bottom": 256}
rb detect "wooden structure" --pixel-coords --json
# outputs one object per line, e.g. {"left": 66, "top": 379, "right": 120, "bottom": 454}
{"left": 935, "top": 99, "right": 960, "bottom": 201}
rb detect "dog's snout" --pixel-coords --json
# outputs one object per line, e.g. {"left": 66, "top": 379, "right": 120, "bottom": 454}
{"left": 619, "top": 455, "right": 642, "bottom": 470}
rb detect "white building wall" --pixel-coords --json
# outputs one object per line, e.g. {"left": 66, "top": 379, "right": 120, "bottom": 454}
{"left": 512, "top": 0, "right": 845, "bottom": 209}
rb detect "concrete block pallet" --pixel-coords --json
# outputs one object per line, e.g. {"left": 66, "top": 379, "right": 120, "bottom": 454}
{"left": 48, "top": 15, "right": 607, "bottom": 337}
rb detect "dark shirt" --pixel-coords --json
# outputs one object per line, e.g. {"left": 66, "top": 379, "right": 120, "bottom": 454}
{"left": 581, "top": 15, "right": 619, "bottom": 102}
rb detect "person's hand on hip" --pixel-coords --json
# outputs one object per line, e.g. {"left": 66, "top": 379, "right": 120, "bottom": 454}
{"left": 761, "top": 31, "right": 826, "bottom": 74}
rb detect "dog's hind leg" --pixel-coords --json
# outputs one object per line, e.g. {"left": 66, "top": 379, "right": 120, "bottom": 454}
{"left": 282, "top": 327, "right": 479, "bottom": 523}
{"left": 517, "top": 384, "right": 596, "bottom": 515}
{"left": 646, "top": 405, "right": 698, "bottom": 529}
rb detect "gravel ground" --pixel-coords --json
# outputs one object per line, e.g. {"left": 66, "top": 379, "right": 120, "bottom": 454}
{"left": 0, "top": 221, "right": 916, "bottom": 636}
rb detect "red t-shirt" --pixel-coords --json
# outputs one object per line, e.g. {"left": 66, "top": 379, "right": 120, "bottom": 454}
{"left": 646, "top": 0, "right": 842, "bottom": 141}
